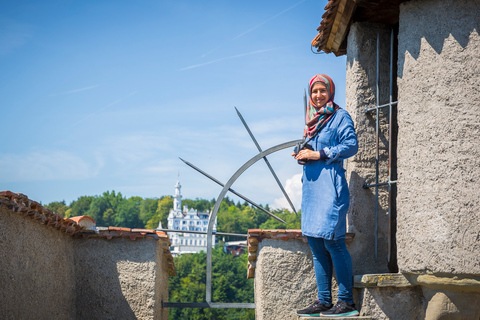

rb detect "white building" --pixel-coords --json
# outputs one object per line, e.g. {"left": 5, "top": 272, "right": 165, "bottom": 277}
{"left": 165, "top": 181, "right": 216, "bottom": 256}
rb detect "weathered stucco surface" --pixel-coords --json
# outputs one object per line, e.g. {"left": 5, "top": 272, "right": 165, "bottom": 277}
{"left": 397, "top": 0, "right": 480, "bottom": 274}
{"left": 0, "top": 206, "right": 76, "bottom": 320}
{"left": 422, "top": 288, "right": 480, "bottom": 320}
{"left": 0, "top": 200, "right": 170, "bottom": 320}
{"left": 356, "top": 286, "right": 425, "bottom": 320}
{"left": 345, "top": 22, "right": 393, "bottom": 274}
{"left": 75, "top": 237, "right": 168, "bottom": 320}
{"left": 254, "top": 239, "right": 318, "bottom": 320}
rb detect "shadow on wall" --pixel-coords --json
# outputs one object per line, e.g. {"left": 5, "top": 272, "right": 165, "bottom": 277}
{"left": 348, "top": 171, "right": 390, "bottom": 274}
{"left": 75, "top": 248, "right": 136, "bottom": 319}
{"left": 398, "top": 0, "right": 479, "bottom": 77}
{"left": 74, "top": 238, "right": 157, "bottom": 320}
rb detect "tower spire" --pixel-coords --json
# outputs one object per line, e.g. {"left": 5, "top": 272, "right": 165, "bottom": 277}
{"left": 173, "top": 180, "right": 182, "bottom": 212}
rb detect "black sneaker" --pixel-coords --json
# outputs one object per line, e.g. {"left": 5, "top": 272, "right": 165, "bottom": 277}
{"left": 320, "top": 300, "right": 359, "bottom": 317}
{"left": 297, "top": 299, "right": 333, "bottom": 316}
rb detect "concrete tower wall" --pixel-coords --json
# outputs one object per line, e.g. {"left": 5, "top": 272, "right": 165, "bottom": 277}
{"left": 396, "top": 0, "right": 480, "bottom": 274}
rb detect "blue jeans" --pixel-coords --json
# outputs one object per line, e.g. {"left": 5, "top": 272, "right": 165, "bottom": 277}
{"left": 307, "top": 236, "right": 354, "bottom": 304}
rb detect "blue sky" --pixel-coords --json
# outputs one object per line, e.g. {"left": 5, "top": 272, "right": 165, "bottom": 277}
{"left": 1, "top": 0, "right": 346, "bottom": 210}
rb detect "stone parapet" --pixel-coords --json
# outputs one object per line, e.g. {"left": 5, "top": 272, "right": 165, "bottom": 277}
{"left": 249, "top": 229, "right": 355, "bottom": 320}
{"left": 0, "top": 190, "right": 174, "bottom": 320}
{"left": 247, "top": 229, "right": 354, "bottom": 279}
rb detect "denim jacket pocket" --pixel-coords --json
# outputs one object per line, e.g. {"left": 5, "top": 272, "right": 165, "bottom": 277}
{"left": 317, "top": 128, "right": 333, "bottom": 147}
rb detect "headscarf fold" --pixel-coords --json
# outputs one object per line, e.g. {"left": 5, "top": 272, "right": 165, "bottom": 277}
{"left": 304, "top": 74, "right": 340, "bottom": 139}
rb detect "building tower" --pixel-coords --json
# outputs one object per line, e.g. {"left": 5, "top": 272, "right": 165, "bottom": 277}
{"left": 173, "top": 180, "right": 182, "bottom": 212}
{"left": 166, "top": 181, "right": 216, "bottom": 256}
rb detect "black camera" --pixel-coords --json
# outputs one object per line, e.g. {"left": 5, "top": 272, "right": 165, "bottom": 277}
{"left": 293, "top": 142, "right": 314, "bottom": 165}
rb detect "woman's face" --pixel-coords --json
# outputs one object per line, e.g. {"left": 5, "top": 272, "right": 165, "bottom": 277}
{"left": 311, "top": 82, "right": 330, "bottom": 108}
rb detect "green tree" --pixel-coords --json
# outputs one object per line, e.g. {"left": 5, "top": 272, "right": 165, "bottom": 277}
{"left": 69, "top": 196, "right": 94, "bottom": 217}
{"left": 182, "top": 198, "right": 212, "bottom": 213}
{"left": 139, "top": 198, "right": 159, "bottom": 226}
{"left": 102, "top": 208, "right": 115, "bottom": 226}
{"left": 145, "top": 196, "right": 173, "bottom": 229}
{"left": 86, "top": 195, "right": 110, "bottom": 225}
{"left": 46, "top": 200, "right": 67, "bottom": 217}
{"left": 114, "top": 196, "right": 143, "bottom": 228}
{"left": 259, "top": 208, "right": 301, "bottom": 230}
{"left": 168, "top": 248, "right": 254, "bottom": 320}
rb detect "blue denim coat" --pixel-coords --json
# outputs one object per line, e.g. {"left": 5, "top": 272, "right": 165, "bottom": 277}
{"left": 301, "top": 108, "right": 358, "bottom": 240}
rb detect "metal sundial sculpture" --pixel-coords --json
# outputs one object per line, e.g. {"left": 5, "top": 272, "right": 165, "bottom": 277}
{"left": 177, "top": 102, "right": 306, "bottom": 308}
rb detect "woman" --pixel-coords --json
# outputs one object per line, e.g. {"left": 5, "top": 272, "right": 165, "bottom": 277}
{"left": 293, "top": 74, "right": 359, "bottom": 317}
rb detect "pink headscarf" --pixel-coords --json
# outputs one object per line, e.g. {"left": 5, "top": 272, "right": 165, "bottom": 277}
{"left": 304, "top": 74, "right": 339, "bottom": 138}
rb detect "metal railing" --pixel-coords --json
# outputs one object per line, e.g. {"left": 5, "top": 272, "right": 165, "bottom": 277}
{"left": 362, "top": 29, "right": 397, "bottom": 268}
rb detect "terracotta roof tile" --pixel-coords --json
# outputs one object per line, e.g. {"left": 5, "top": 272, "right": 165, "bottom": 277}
{"left": 68, "top": 215, "right": 95, "bottom": 225}
{"left": 1, "top": 191, "right": 81, "bottom": 235}
{"left": 108, "top": 226, "right": 132, "bottom": 233}
{"left": 311, "top": 0, "right": 353, "bottom": 55}
{"left": 131, "top": 228, "right": 157, "bottom": 234}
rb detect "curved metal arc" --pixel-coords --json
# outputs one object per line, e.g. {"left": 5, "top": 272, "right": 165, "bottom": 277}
{"left": 205, "top": 139, "right": 302, "bottom": 303}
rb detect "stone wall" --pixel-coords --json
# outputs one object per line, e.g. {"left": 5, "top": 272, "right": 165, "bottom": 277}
{"left": 254, "top": 237, "right": 317, "bottom": 320}
{"left": 249, "top": 230, "right": 349, "bottom": 320}
{"left": 250, "top": 230, "right": 480, "bottom": 319}
{"left": 0, "top": 191, "right": 173, "bottom": 320}
{"left": 0, "top": 204, "right": 76, "bottom": 320}
{"left": 345, "top": 22, "right": 394, "bottom": 274}
{"left": 396, "top": 0, "right": 480, "bottom": 275}
{"left": 74, "top": 237, "right": 169, "bottom": 320}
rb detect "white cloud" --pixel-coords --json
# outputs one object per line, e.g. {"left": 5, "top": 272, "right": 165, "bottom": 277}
{"left": 271, "top": 173, "right": 302, "bottom": 210}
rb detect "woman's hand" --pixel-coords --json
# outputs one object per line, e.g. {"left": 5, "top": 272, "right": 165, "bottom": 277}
{"left": 292, "top": 149, "right": 321, "bottom": 161}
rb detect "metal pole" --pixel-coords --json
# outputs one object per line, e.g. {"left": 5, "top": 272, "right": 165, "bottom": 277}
{"left": 179, "top": 157, "right": 286, "bottom": 224}
{"left": 375, "top": 34, "right": 380, "bottom": 262}
{"left": 163, "top": 302, "right": 255, "bottom": 309}
{"left": 388, "top": 28, "right": 394, "bottom": 265}
{"left": 157, "top": 228, "right": 248, "bottom": 238}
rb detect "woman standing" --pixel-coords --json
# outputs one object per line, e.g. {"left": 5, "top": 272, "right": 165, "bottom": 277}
{"left": 293, "top": 74, "right": 359, "bottom": 317}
